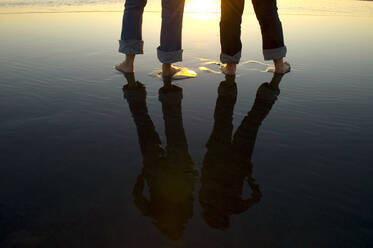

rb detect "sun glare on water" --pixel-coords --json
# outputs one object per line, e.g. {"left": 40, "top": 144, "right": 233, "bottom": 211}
{"left": 185, "top": 0, "right": 220, "bottom": 19}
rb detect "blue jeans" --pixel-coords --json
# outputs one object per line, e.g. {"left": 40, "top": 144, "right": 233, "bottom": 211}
{"left": 119, "top": 0, "right": 185, "bottom": 64}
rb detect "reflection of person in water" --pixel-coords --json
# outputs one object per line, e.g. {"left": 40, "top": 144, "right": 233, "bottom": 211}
{"left": 122, "top": 75, "right": 197, "bottom": 241}
{"left": 199, "top": 73, "right": 283, "bottom": 230}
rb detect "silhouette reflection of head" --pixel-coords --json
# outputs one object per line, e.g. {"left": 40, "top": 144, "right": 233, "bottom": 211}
{"left": 200, "top": 73, "right": 284, "bottom": 230}
{"left": 122, "top": 74, "right": 196, "bottom": 241}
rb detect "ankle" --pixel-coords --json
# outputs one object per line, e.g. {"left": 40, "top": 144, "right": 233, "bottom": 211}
{"left": 226, "top": 63, "right": 237, "bottom": 75}
{"left": 273, "top": 58, "right": 290, "bottom": 74}
{"left": 162, "top": 63, "right": 172, "bottom": 76}
{"left": 162, "top": 63, "right": 171, "bottom": 70}
{"left": 273, "top": 58, "right": 284, "bottom": 68}
{"left": 125, "top": 54, "right": 135, "bottom": 66}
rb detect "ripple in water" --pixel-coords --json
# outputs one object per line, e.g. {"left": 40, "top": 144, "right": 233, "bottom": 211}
{"left": 198, "top": 58, "right": 274, "bottom": 74}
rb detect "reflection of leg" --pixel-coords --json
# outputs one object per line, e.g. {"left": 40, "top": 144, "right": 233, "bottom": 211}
{"left": 159, "top": 86, "right": 193, "bottom": 165}
{"left": 157, "top": 0, "right": 185, "bottom": 64}
{"left": 200, "top": 77, "right": 246, "bottom": 230}
{"left": 220, "top": 0, "right": 244, "bottom": 65}
{"left": 204, "top": 76, "right": 237, "bottom": 169}
{"left": 206, "top": 76, "right": 237, "bottom": 149}
{"left": 123, "top": 85, "right": 163, "bottom": 217}
{"left": 123, "top": 86, "right": 162, "bottom": 160}
{"left": 150, "top": 86, "right": 195, "bottom": 242}
{"left": 122, "top": 71, "right": 141, "bottom": 89}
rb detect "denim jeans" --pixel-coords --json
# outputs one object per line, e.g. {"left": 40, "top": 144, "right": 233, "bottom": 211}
{"left": 220, "top": 0, "right": 287, "bottom": 63}
{"left": 119, "top": 0, "right": 185, "bottom": 64}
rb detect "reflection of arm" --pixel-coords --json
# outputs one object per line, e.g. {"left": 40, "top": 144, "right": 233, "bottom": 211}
{"left": 232, "top": 74, "right": 283, "bottom": 210}
{"left": 243, "top": 175, "right": 261, "bottom": 206}
{"left": 199, "top": 80, "right": 240, "bottom": 230}
{"left": 204, "top": 80, "right": 238, "bottom": 170}
{"left": 123, "top": 87, "right": 162, "bottom": 217}
{"left": 227, "top": 165, "right": 261, "bottom": 215}
{"left": 233, "top": 74, "right": 282, "bottom": 161}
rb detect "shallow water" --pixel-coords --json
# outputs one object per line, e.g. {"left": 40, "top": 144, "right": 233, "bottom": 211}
{"left": 1, "top": 9, "right": 373, "bottom": 248}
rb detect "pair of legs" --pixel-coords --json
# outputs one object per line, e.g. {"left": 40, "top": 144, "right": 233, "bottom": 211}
{"left": 116, "top": 0, "right": 185, "bottom": 78}
{"left": 220, "top": 0, "right": 290, "bottom": 74}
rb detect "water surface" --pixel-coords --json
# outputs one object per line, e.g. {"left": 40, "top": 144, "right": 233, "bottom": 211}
{"left": 1, "top": 6, "right": 373, "bottom": 248}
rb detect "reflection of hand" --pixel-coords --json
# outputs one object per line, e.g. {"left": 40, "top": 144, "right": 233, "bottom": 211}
{"left": 251, "top": 184, "right": 262, "bottom": 203}
{"left": 246, "top": 178, "right": 262, "bottom": 203}
{"left": 132, "top": 173, "right": 150, "bottom": 216}
{"left": 132, "top": 173, "right": 145, "bottom": 196}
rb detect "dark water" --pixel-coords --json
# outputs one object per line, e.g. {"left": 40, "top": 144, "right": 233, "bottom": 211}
{"left": 1, "top": 12, "right": 373, "bottom": 248}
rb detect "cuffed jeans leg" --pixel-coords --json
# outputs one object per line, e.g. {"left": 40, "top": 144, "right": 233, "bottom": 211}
{"left": 220, "top": 0, "right": 287, "bottom": 62}
{"left": 252, "top": 0, "right": 287, "bottom": 60}
{"left": 119, "top": 0, "right": 147, "bottom": 54}
{"left": 157, "top": 0, "right": 185, "bottom": 64}
{"left": 220, "top": 0, "right": 244, "bottom": 64}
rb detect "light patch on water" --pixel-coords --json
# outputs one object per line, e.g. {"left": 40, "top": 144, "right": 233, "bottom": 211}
{"left": 150, "top": 66, "right": 197, "bottom": 80}
{"left": 240, "top": 60, "right": 273, "bottom": 73}
{"left": 198, "top": 66, "right": 221, "bottom": 74}
{"left": 241, "top": 60, "right": 268, "bottom": 66}
{"left": 204, "top": 61, "right": 221, "bottom": 65}
{"left": 198, "top": 60, "right": 222, "bottom": 74}
{"left": 265, "top": 66, "right": 275, "bottom": 73}
{"left": 198, "top": 59, "right": 274, "bottom": 74}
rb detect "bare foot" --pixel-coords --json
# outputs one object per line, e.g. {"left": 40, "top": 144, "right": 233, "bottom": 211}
{"left": 115, "top": 60, "right": 134, "bottom": 73}
{"left": 162, "top": 64, "right": 181, "bottom": 77}
{"left": 115, "top": 54, "right": 135, "bottom": 73}
{"left": 274, "top": 59, "right": 291, "bottom": 74}
{"left": 221, "top": 63, "right": 236, "bottom": 75}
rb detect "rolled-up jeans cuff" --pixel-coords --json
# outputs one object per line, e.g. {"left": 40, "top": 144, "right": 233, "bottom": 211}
{"left": 220, "top": 51, "right": 241, "bottom": 64}
{"left": 157, "top": 47, "right": 183, "bottom": 64}
{"left": 263, "top": 46, "right": 287, "bottom": 60}
{"left": 123, "top": 87, "right": 146, "bottom": 101}
{"left": 159, "top": 90, "right": 183, "bottom": 104}
{"left": 119, "top": 40, "right": 144, "bottom": 54}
